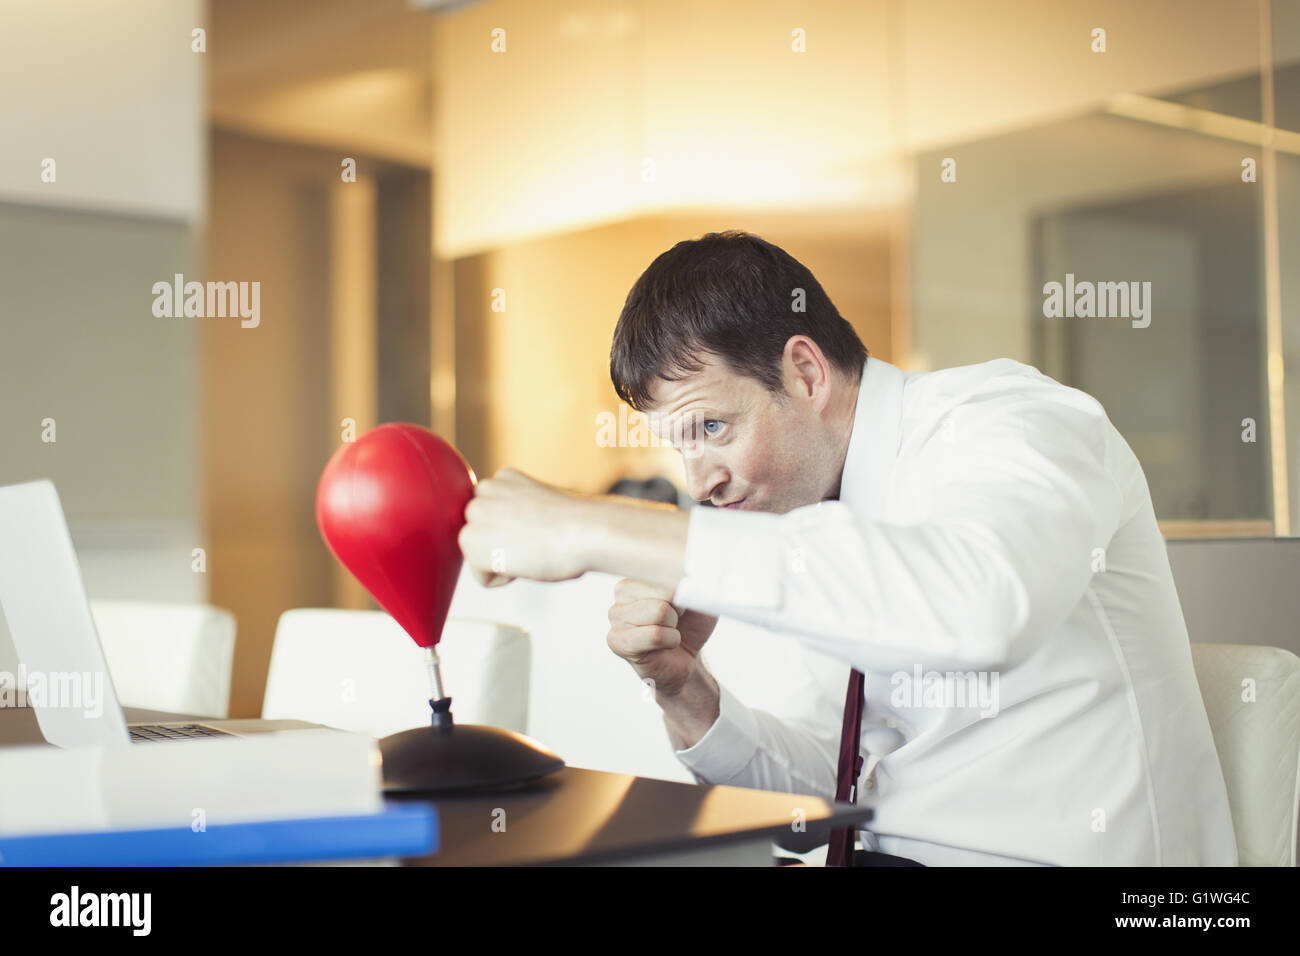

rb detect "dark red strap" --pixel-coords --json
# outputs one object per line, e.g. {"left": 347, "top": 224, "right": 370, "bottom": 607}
{"left": 826, "top": 668, "right": 866, "bottom": 867}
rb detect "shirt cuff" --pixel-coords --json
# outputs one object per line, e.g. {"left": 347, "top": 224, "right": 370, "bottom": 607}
{"left": 671, "top": 505, "right": 785, "bottom": 614}
{"left": 671, "top": 679, "right": 761, "bottom": 783}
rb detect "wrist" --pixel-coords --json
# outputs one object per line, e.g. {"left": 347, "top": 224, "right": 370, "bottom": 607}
{"left": 658, "top": 666, "right": 720, "bottom": 750}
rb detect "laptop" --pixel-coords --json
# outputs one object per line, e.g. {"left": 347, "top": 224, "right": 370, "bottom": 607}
{"left": 0, "top": 479, "right": 331, "bottom": 748}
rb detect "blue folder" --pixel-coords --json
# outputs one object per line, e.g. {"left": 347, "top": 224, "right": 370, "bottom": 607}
{"left": 0, "top": 803, "right": 437, "bottom": 866}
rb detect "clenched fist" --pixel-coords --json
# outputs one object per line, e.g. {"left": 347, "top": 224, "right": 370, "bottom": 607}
{"left": 606, "top": 578, "right": 719, "bottom": 698}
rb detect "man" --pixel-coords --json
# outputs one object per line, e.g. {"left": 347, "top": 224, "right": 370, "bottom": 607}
{"left": 458, "top": 230, "right": 1237, "bottom": 866}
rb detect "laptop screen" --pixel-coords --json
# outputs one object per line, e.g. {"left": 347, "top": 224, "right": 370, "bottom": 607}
{"left": 0, "top": 480, "right": 131, "bottom": 747}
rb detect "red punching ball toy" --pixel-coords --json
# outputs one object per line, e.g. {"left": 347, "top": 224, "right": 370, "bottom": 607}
{"left": 316, "top": 423, "right": 563, "bottom": 793}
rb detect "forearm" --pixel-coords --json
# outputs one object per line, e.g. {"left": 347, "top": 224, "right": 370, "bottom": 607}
{"left": 581, "top": 496, "right": 690, "bottom": 594}
{"left": 657, "top": 665, "right": 721, "bottom": 751}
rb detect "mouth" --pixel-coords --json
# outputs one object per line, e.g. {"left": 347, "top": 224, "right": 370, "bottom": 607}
{"left": 719, "top": 498, "right": 746, "bottom": 510}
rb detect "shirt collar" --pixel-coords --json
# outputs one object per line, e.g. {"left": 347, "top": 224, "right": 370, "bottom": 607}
{"left": 836, "top": 355, "right": 907, "bottom": 520}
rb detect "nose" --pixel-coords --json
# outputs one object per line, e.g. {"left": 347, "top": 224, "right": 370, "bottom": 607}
{"left": 683, "top": 451, "right": 728, "bottom": 505}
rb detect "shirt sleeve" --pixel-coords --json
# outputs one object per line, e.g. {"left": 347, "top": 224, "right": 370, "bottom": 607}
{"left": 670, "top": 387, "right": 1127, "bottom": 673}
{"left": 670, "top": 677, "right": 840, "bottom": 799}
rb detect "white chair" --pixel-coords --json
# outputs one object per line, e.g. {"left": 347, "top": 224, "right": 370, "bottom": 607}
{"left": 1191, "top": 643, "right": 1300, "bottom": 866}
{"left": 88, "top": 600, "right": 236, "bottom": 718}
{"left": 262, "top": 610, "right": 530, "bottom": 739}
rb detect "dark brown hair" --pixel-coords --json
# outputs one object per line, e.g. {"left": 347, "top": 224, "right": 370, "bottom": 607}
{"left": 609, "top": 230, "right": 868, "bottom": 411}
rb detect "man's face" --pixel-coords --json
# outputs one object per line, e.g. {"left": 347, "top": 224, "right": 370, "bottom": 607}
{"left": 645, "top": 353, "right": 842, "bottom": 514}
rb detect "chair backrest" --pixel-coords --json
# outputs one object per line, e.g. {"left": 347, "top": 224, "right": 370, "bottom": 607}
{"left": 1168, "top": 538, "right": 1300, "bottom": 658}
{"left": 262, "top": 609, "right": 529, "bottom": 738}
{"left": 1190, "top": 642, "right": 1300, "bottom": 866}
{"left": 88, "top": 600, "right": 236, "bottom": 718}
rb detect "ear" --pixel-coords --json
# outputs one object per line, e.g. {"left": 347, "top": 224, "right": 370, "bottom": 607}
{"left": 783, "top": 336, "right": 832, "bottom": 412}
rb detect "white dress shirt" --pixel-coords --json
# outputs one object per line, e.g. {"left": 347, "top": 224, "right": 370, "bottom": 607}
{"left": 670, "top": 355, "right": 1238, "bottom": 866}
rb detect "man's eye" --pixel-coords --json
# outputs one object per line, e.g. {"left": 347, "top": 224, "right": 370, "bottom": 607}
{"left": 702, "top": 420, "right": 722, "bottom": 436}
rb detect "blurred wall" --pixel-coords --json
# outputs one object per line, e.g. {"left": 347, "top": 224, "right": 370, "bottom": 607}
{"left": 209, "top": 0, "right": 433, "bottom": 166}
{"left": 431, "top": 0, "right": 1287, "bottom": 260}
{"left": 204, "top": 131, "right": 337, "bottom": 717}
{"left": 0, "top": 0, "right": 206, "bottom": 602}
{"left": 911, "top": 114, "right": 1259, "bottom": 370}
{"left": 0, "top": 204, "right": 202, "bottom": 601}
{"left": 0, "top": 0, "right": 205, "bottom": 220}
{"left": 432, "top": 0, "right": 894, "bottom": 258}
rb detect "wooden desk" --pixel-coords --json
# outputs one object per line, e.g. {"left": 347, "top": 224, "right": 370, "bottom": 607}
{"left": 0, "top": 706, "right": 872, "bottom": 866}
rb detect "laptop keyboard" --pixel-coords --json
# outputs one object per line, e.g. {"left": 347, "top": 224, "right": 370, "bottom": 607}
{"left": 128, "top": 723, "right": 235, "bottom": 742}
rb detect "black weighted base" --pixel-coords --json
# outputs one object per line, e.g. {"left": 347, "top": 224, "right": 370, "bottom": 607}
{"left": 379, "top": 722, "right": 565, "bottom": 794}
